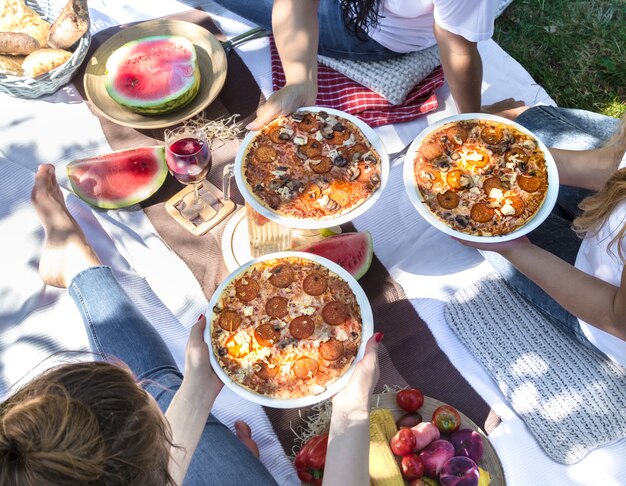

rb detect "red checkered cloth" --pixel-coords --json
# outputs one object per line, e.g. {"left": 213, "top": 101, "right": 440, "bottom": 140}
{"left": 270, "top": 38, "right": 444, "bottom": 127}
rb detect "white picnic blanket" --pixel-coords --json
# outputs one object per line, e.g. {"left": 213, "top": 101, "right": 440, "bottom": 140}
{"left": 0, "top": 1, "right": 623, "bottom": 485}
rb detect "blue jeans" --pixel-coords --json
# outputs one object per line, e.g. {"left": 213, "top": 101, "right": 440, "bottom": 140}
{"left": 68, "top": 266, "right": 278, "bottom": 486}
{"left": 213, "top": 0, "right": 397, "bottom": 60}
{"left": 482, "top": 106, "right": 619, "bottom": 347}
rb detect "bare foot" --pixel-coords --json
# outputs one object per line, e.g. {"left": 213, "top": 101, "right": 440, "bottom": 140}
{"left": 31, "top": 164, "right": 101, "bottom": 288}
{"left": 234, "top": 420, "right": 260, "bottom": 458}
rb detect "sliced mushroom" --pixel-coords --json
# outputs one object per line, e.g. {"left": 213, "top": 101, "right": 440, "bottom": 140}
{"left": 459, "top": 174, "right": 473, "bottom": 188}
{"left": 325, "top": 198, "right": 340, "bottom": 211}
{"left": 318, "top": 111, "right": 329, "bottom": 119}
{"left": 291, "top": 112, "right": 306, "bottom": 122}
{"left": 449, "top": 152, "right": 461, "bottom": 161}
{"left": 522, "top": 139, "right": 537, "bottom": 150}
{"left": 295, "top": 148, "right": 308, "bottom": 161}
{"left": 278, "top": 132, "right": 291, "bottom": 141}
{"left": 365, "top": 154, "right": 378, "bottom": 164}
{"left": 370, "top": 173, "right": 381, "bottom": 186}
{"left": 436, "top": 157, "right": 451, "bottom": 172}
{"left": 347, "top": 166, "right": 361, "bottom": 181}
{"left": 332, "top": 122, "right": 345, "bottom": 132}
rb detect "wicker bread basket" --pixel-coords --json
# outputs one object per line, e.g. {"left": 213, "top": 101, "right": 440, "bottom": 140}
{"left": 0, "top": 0, "right": 91, "bottom": 99}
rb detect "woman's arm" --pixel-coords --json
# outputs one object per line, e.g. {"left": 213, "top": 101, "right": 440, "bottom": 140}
{"left": 247, "top": 0, "right": 319, "bottom": 130}
{"left": 469, "top": 238, "right": 626, "bottom": 340}
{"left": 434, "top": 23, "right": 483, "bottom": 114}
{"left": 166, "top": 315, "right": 223, "bottom": 485}
{"left": 323, "top": 334, "right": 381, "bottom": 486}
{"left": 549, "top": 146, "right": 620, "bottom": 191}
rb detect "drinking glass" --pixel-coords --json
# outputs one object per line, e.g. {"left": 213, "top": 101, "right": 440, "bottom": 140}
{"left": 165, "top": 126, "right": 211, "bottom": 212}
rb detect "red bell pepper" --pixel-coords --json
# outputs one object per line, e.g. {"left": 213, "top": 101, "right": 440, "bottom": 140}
{"left": 294, "top": 433, "right": 329, "bottom": 485}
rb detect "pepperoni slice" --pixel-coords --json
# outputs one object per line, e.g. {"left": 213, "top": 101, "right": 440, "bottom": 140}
{"left": 327, "top": 130, "right": 350, "bottom": 145}
{"left": 416, "top": 166, "right": 441, "bottom": 186}
{"left": 319, "top": 339, "right": 345, "bottom": 361}
{"left": 268, "top": 264, "right": 294, "bottom": 288}
{"left": 470, "top": 202, "right": 495, "bottom": 222}
{"left": 446, "top": 170, "right": 465, "bottom": 190}
{"left": 265, "top": 296, "right": 289, "bottom": 318}
{"left": 298, "top": 113, "right": 321, "bottom": 133}
{"left": 293, "top": 356, "right": 319, "bottom": 380}
{"left": 446, "top": 126, "right": 468, "bottom": 146}
{"left": 218, "top": 310, "right": 241, "bottom": 332}
{"left": 322, "top": 301, "right": 348, "bottom": 325}
{"left": 225, "top": 334, "right": 250, "bottom": 358}
{"left": 483, "top": 176, "right": 503, "bottom": 196}
{"left": 505, "top": 148, "right": 529, "bottom": 165}
{"left": 235, "top": 278, "right": 259, "bottom": 302}
{"left": 310, "top": 156, "right": 333, "bottom": 174}
{"left": 302, "top": 139, "right": 322, "bottom": 158}
{"left": 420, "top": 139, "right": 445, "bottom": 160}
{"left": 268, "top": 126, "right": 288, "bottom": 144}
{"left": 464, "top": 147, "right": 490, "bottom": 168}
{"left": 289, "top": 316, "right": 316, "bottom": 339}
{"left": 303, "top": 271, "right": 328, "bottom": 296}
{"left": 481, "top": 125, "right": 504, "bottom": 144}
{"left": 437, "top": 190, "right": 460, "bottom": 209}
{"left": 518, "top": 175, "right": 541, "bottom": 193}
{"left": 254, "top": 359, "right": 279, "bottom": 380}
{"left": 253, "top": 145, "right": 278, "bottom": 163}
{"left": 303, "top": 183, "right": 322, "bottom": 202}
{"left": 254, "top": 323, "right": 281, "bottom": 347}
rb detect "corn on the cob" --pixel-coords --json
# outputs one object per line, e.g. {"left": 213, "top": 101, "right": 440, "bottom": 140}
{"left": 370, "top": 408, "right": 397, "bottom": 441}
{"left": 369, "top": 418, "right": 403, "bottom": 486}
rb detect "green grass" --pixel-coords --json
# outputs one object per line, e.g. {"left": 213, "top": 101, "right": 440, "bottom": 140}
{"left": 494, "top": 0, "right": 625, "bottom": 118}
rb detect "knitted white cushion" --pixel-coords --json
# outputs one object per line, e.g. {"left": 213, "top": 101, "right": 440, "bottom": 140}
{"left": 445, "top": 274, "right": 626, "bottom": 464}
{"left": 318, "top": 0, "right": 515, "bottom": 105}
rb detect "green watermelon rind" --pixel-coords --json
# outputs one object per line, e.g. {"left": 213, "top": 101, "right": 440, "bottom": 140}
{"left": 300, "top": 231, "right": 374, "bottom": 280}
{"left": 67, "top": 146, "right": 168, "bottom": 209}
{"left": 104, "top": 35, "right": 200, "bottom": 115}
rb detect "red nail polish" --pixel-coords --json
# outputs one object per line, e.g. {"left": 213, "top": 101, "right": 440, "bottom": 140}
{"left": 375, "top": 332, "right": 384, "bottom": 343}
{"left": 198, "top": 313, "right": 204, "bottom": 320}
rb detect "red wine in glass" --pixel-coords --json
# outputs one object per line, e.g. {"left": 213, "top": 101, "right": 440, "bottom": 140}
{"left": 165, "top": 127, "right": 211, "bottom": 212}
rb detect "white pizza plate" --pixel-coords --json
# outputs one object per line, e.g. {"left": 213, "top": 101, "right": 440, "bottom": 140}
{"left": 402, "top": 113, "right": 559, "bottom": 243}
{"left": 205, "top": 251, "right": 374, "bottom": 409}
{"left": 234, "top": 106, "right": 390, "bottom": 230}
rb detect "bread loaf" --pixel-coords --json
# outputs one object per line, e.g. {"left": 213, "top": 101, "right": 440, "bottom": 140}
{"left": 22, "top": 47, "right": 71, "bottom": 77}
{"left": 0, "top": 54, "right": 25, "bottom": 75}
{"left": 0, "top": 0, "right": 50, "bottom": 54}
{"left": 48, "top": 0, "right": 90, "bottom": 50}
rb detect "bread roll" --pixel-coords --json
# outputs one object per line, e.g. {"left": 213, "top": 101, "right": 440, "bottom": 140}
{"left": 48, "top": 0, "right": 89, "bottom": 50}
{"left": 0, "top": 54, "right": 24, "bottom": 75}
{"left": 0, "top": 0, "right": 50, "bottom": 54}
{"left": 22, "top": 47, "right": 71, "bottom": 77}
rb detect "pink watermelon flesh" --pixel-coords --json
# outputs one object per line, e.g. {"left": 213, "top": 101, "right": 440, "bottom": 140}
{"left": 67, "top": 146, "right": 168, "bottom": 209}
{"left": 112, "top": 38, "right": 194, "bottom": 101}
{"left": 300, "top": 231, "right": 373, "bottom": 280}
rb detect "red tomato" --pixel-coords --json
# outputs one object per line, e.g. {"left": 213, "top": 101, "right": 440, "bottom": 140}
{"left": 396, "top": 388, "right": 425, "bottom": 413}
{"left": 390, "top": 428, "right": 417, "bottom": 456}
{"left": 432, "top": 405, "right": 462, "bottom": 434}
{"left": 401, "top": 453, "right": 424, "bottom": 480}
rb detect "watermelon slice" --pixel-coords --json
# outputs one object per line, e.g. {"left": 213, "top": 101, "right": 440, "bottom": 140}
{"left": 67, "top": 146, "right": 168, "bottom": 209}
{"left": 105, "top": 35, "right": 200, "bottom": 115}
{"left": 300, "top": 231, "right": 373, "bottom": 280}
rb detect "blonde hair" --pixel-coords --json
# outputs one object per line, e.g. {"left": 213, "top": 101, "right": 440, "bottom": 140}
{"left": 0, "top": 362, "right": 175, "bottom": 486}
{"left": 573, "top": 113, "right": 626, "bottom": 261}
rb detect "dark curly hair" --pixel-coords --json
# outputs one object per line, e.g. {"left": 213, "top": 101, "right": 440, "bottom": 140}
{"left": 339, "top": 0, "right": 383, "bottom": 40}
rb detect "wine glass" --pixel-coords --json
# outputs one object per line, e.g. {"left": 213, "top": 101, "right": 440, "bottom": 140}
{"left": 165, "top": 126, "right": 212, "bottom": 213}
